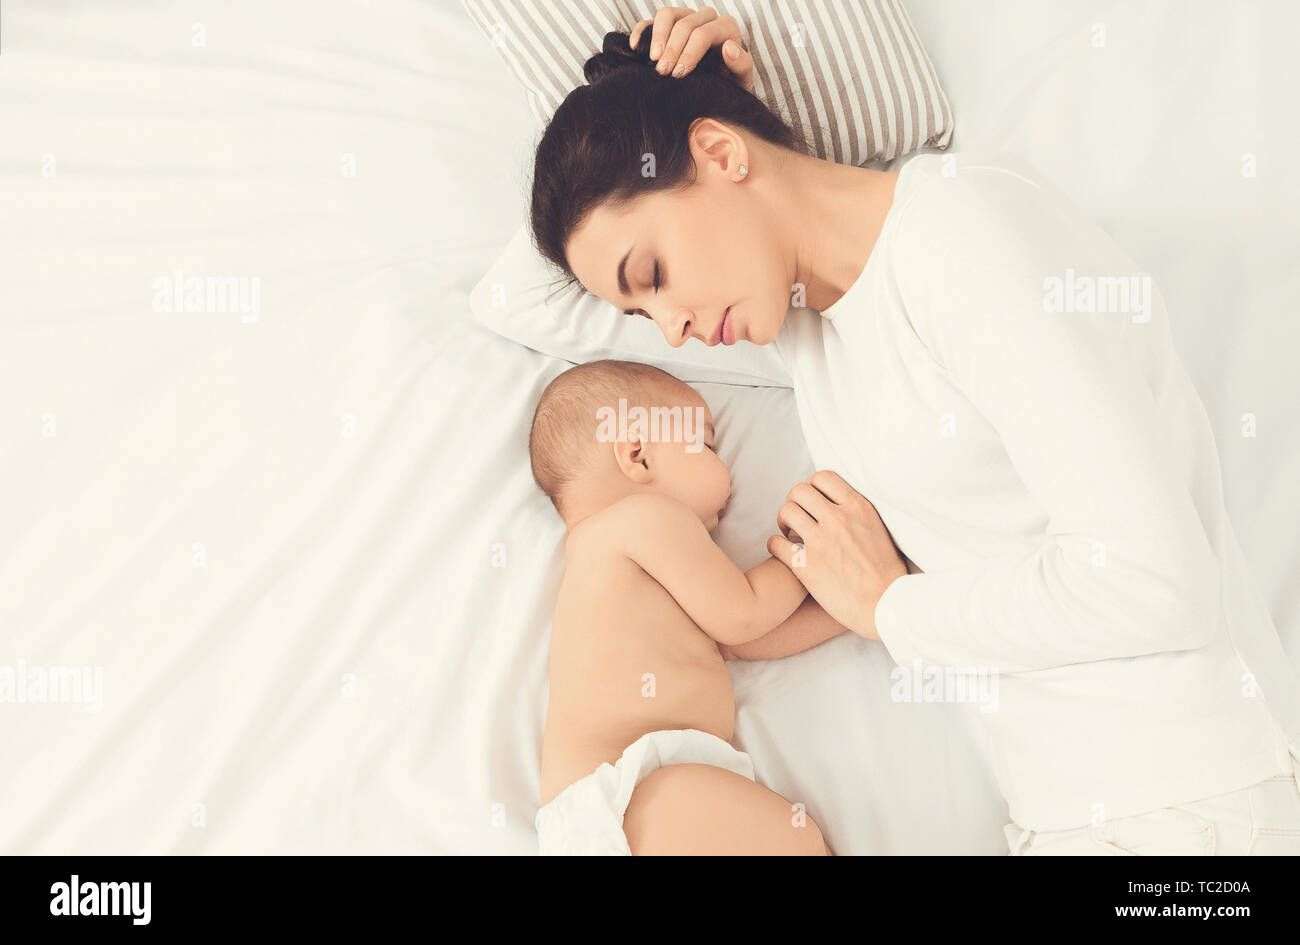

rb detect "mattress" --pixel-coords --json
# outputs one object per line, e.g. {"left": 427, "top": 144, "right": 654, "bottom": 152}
{"left": 1, "top": 0, "right": 1294, "bottom": 854}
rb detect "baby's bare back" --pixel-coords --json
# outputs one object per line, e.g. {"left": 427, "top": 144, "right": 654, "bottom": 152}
{"left": 539, "top": 520, "right": 735, "bottom": 805}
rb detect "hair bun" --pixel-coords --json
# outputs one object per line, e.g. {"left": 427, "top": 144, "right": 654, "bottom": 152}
{"left": 583, "top": 31, "right": 653, "bottom": 84}
{"left": 583, "top": 30, "right": 730, "bottom": 85}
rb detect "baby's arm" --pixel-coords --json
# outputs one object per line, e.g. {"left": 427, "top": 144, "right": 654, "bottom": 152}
{"left": 718, "top": 597, "right": 847, "bottom": 661}
{"left": 618, "top": 494, "right": 807, "bottom": 646}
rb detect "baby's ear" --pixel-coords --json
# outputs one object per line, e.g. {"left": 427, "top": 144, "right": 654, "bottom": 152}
{"left": 613, "top": 437, "right": 652, "bottom": 484}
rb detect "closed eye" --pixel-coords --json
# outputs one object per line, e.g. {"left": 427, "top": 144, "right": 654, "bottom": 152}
{"left": 622, "top": 260, "right": 662, "bottom": 319}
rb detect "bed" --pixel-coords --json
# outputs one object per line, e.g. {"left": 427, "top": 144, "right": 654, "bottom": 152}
{"left": 2, "top": 0, "right": 1295, "bottom": 854}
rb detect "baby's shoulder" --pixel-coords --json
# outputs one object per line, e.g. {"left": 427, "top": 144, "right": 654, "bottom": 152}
{"left": 560, "top": 499, "right": 680, "bottom": 605}
{"left": 569, "top": 493, "right": 694, "bottom": 546}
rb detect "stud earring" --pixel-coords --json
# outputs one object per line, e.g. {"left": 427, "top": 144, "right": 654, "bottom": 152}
{"left": 738, "top": 164, "right": 748, "bottom": 178}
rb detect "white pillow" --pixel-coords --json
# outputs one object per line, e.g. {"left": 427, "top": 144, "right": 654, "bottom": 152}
{"left": 469, "top": 224, "right": 797, "bottom": 387}
{"left": 462, "top": 0, "right": 954, "bottom": 166}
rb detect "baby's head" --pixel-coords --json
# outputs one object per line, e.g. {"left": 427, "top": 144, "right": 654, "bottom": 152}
{"left": 529, "top": 360, "right": 732, "bottom": 530}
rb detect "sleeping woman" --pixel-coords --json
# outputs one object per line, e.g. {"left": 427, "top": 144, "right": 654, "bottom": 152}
{"left": 528, "top": 6, "right": 1300, "bottom": 855}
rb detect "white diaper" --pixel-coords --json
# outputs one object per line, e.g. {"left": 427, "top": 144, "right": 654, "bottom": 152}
{"left": 535, "top": 728, "right": 755, "bottom": 856}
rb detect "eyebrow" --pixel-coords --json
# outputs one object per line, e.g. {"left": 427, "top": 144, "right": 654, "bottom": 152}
{"left": 617, "top": 247, "right": 632, "bottom": 296}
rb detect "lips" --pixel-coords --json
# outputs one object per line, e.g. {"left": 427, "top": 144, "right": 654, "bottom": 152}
{"left": 705, "top": 307, "right": 736, "bottom": 346}
{"left": 720, "top": 307, "right": 735, "bottom": 346}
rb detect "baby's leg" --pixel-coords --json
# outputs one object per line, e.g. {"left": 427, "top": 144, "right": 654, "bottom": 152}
{"left": 623, "top": 763, "right": 829, "bottom": 855}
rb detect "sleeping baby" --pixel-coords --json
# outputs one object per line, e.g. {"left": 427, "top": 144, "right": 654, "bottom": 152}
{"left": 528, "top": 359, "right": 844, "bottom": 855}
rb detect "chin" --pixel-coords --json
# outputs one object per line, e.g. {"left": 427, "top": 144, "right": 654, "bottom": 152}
{"left": 746, "top": 305, "right": 787, "bottom": 346}
{"left": 746, "top": 320, "right": 777, "bottom": 346}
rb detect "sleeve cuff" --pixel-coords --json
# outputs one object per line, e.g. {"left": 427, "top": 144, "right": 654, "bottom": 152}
{"left": 873, "top": 573, "right": 922, "bottom": 665}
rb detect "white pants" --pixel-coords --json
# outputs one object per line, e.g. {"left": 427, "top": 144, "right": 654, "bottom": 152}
{"left": 1005, "top": 750, "right": 1300, "bottom": 855}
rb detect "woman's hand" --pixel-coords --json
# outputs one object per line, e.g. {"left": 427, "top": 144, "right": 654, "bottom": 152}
{"left": 767, "top": 471, "right": 908, "bottom": 641}
{"left": 629, "top": 7, "right": 755, "bottom": 92}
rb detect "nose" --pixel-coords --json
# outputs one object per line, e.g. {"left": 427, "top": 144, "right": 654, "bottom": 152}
{"left": 660, "top": 308, "right": 695, "bottom": 348}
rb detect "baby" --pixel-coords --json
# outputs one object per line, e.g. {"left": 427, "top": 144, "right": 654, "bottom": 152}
{"left": 529, "top": 359, "right": 844, "bottom": 855}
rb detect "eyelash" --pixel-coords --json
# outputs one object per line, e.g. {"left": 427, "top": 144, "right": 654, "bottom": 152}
{"left": 624, "top": 261, "right": 661, "bottom": 320}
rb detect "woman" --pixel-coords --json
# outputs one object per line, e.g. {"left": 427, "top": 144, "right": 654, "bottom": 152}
{"left": 529, "top": 7, "right": 1300, "bottom": 855}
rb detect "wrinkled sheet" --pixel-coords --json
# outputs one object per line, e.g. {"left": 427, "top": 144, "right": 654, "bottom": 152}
{"left": 2, "top": 0, "right": 1293, "bottom": 855}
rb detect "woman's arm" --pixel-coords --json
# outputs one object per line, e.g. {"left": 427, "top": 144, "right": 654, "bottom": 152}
{"left": 776, "top": 166, "right": 1222, "bottom": 675}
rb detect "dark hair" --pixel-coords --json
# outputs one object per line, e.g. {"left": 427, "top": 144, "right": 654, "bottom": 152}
{"left": 530, "top": 30, "right": 808, "bottom": 287}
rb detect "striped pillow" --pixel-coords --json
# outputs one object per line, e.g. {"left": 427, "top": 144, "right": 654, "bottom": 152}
{"left": 462, "top": 0, "right": 953, "bottom": 165}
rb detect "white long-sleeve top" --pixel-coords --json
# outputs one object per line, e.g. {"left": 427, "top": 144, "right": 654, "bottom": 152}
{"left": 781, "top": 151, "right": 1300, "bottom": 831}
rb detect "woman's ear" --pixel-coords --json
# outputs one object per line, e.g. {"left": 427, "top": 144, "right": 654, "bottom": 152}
{"left": 688, "top": 118, "right": 750, "bottom": 182}
{"left": 613, "top": 437, "right": 653, "bottom": 484}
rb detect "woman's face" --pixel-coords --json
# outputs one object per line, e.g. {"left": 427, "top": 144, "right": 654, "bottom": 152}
{"left": 566, "top": 158, "right": 794, "bottom": 350}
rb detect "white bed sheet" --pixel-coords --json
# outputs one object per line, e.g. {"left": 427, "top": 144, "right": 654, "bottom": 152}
{"left": 2, "top": 0, "right": 1294, "bottom": 856}
{"left": 0, "top": 0, "right": 545, "bottom": 853}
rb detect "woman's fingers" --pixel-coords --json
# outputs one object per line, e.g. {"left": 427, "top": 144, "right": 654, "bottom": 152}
{"left": 673, "top": 16, "right": 753, "bottom": 88}
{"left": 708, "top": 17, "right": 755, "bottom": 91}
{"left": 720, "top": 35, "right": 755, "bottom": 91}
{"left": 655, "top": 7, "right": 718, "bottom": 75}
{"left": 631, "top": 8, "right": 755, "bottom": 91}
{"left": 788, "top": 481, "right": 835, "bottom": 523}
{"left": 646, "top": 7, "right": 694, "bottom": 61}
{"left": 629, "top": 18, "right": 654, "bottom": 50}
{"left": 807, "top": 469, "right": 858, "bottom": 506}
{"left": 777, "top": 501, "right": 817, "bottom": 543}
